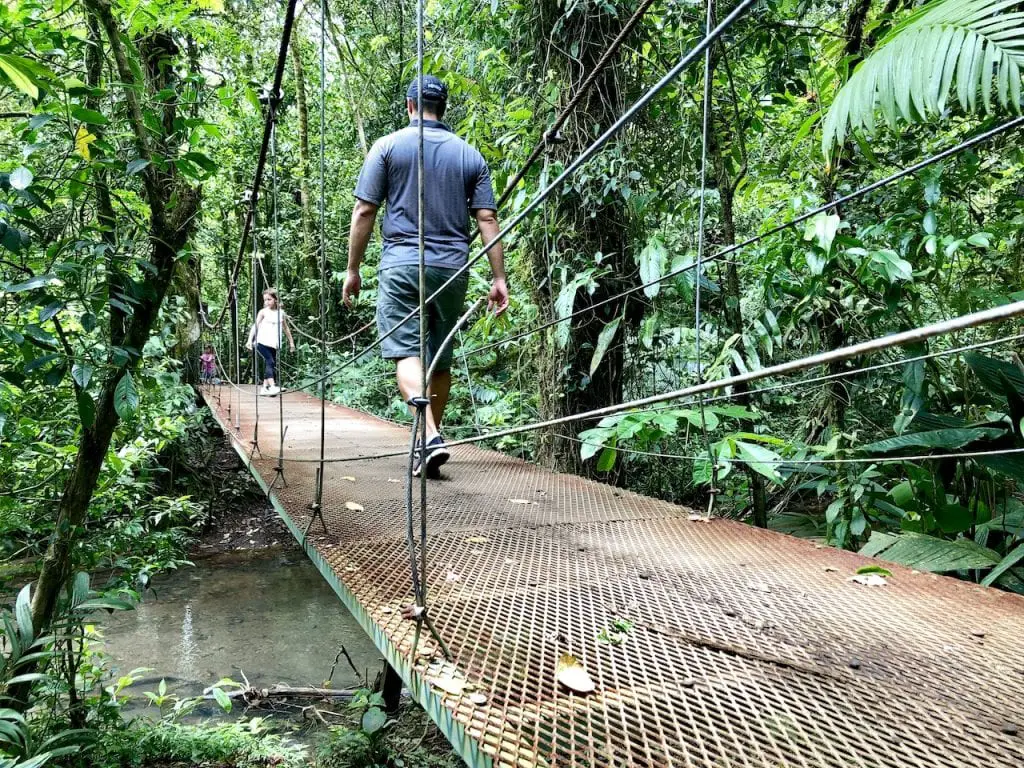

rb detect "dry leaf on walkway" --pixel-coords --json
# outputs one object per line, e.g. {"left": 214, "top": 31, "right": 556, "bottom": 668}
{"left": 341, "top": 476, "right": 356, "bottom": 482}
{"left": 446, "top": 571, "right": 461, "bottom": 582}
{"left": 429, "top": 674, "right": 466, "bottom": 696}
{"left": 345, "top": 501, "right": 364, "bottom": 512}
{"left": 687, "top": 514, "right": 710, "bottom": 522}
{"left": 464, "top": 536, "right": 490, "bottom": 544}
{"left": 509, "top": 498, "right": 535, "bottom": 505}
{"left": 556, "top": 654, "right": 595, "bottom": 694}
{"left": 387, "top": 478, "right": 400, "bottom": 483}
{"left": 468, "top": 692, "right": 488, "bottom": 705}
{"left": 851, "top": 573, "right": 888, "bottom": 587}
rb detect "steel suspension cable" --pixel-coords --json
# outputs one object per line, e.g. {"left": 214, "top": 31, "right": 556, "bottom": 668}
{"left": 631, "top": 331, "right": 1024, "bottom": 417}
{"left": 259, "top": 317, "right": 1024, "bottom": 465}
{"left": 438, "top": 300, "right": 1024, "bottom": 450}
{"left": 463, "top": 115, "right": 1024, "bottom": 360}
{"left": 207, "top": 0, "right": 301, "bottom": 332}
{"left": 692, "top": 0, "right": 718, "bottom": 511}
{"left": 271, "top": 115, "right": 287, "bottom": 483}
{"left": 494, "top": 0, "right": 660, "bottom": 209}
{"left": 414, "top": 0, "right": 429, "bottom": 629}
{"left": 250, "top": 203, "right": 261, "bottom": 455}
{"left": 296, "top": 0, "right": 760, "bottom": 391}
{"left": 315, "top": 0, "right": 329, "bottom": 513}
{"left": 276, "top": 0, "right": 663, "bottom": 354}
{"left": 555, "top": 432, "right": 1024, "bottom": 468}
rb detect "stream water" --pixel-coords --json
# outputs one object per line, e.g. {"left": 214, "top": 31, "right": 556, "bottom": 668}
{"left": 100, "top": 549, "right": 384, "bottom": 707}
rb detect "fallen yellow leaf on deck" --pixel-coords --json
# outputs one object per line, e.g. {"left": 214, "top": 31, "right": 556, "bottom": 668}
{"left": 345, "top": 501, "right": 364, "bottom": 512}
{"left": 341, "top": 476, "right": 356, "bottom": 482}
{"left": 464, "top": 536, "right": 490, "bottom": 544}
{"left": 468, "top": 692, "right": 487, "bottom": 705}
{"left": 509, "top": 498, "right": 535, "bottom": 505}
{"left": 556, "top": 654, "right": 595, "bottom": 694}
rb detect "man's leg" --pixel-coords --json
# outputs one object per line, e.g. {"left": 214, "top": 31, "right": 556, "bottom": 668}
{"left": 428, "top": 369, "right": 451, "bottom": 431}
{"left": 396, "top": 356, "right": 440, "bottom": 440}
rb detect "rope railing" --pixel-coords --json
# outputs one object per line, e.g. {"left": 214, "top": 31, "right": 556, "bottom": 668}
{"left": 554, "top": 433, "right": 1024, "bottom": 469}
{"left": 249, "top": 309, "right": 1024, "bottom": 465}
{"left": 439, "top": 300, "right": 1024, "bottom": 450}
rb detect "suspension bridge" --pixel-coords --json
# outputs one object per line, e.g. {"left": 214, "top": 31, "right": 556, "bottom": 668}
{"left": 196, "top": 0, "right": 1024, "bottom": 765}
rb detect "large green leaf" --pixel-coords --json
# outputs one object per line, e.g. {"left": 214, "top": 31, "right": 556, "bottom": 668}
{"left": 823, "top": 0, "right": 1024, "bottom": 156}
{"left": 860, "top": 427, "right": 1006, "bottom": 453}
{"left": 977, "top": 502, "right": 1024, "bottom": 537}
{"left": 735, "top": 440, "right": 783, "bottom": 483}
{"left": 975, "top": 451, "right": 1024, "bottom": 482}
{"left": 637, "top": 237, "right": 667, "bottom": 298}
{"left": 0, "top": 54, "right": 40, "bottom": 99}
{"left": 113, "top": 372, "right": 139, "bottom": 419}
{"left": 859, "top": 531, "right": 1002, "bottom": 572}
{"left": 980, "top": 543, "right": 1024, "bottom": 586}
{"left": 589, "top": 316, "right": 621, "bottom": 377}
{"left": 964, "top": 352, "right": 1024, "bottom": 398}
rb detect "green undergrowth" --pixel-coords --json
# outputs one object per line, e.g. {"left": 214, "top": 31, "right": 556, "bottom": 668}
{"left": 85, "top": 718, "right": 309, "bottom": 768}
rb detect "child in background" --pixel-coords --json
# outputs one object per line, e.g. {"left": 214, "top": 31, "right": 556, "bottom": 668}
{"left": 200, "top": 344, "right": 216, "bottom": 383}
{"left": 246, "top": 288, "right": 295, "bottom": 396}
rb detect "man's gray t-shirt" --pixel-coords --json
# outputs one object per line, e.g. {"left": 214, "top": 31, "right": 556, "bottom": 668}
{"left": 354, "top": 119, "right": 497, "bottom": 270}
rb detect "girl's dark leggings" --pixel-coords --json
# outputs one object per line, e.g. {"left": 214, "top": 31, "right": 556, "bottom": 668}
{"left": 255, "top": 343, "right": 277, "bottom": 381}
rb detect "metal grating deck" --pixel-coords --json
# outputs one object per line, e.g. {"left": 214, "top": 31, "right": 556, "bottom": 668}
{"left": 203, "top": 384, "right": 1024, "bottom": 768}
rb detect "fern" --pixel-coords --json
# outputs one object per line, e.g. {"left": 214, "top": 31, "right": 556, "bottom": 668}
{"left": 823, "top": 0, "right": 1024, "bottom": 157}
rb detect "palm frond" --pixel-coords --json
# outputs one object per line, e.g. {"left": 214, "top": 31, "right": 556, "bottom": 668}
{"left": 822, "top": 0, "right": 1024, "bottom": 157}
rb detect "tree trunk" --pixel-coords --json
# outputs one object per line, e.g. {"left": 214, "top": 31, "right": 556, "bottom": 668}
{"left": 323, "top": 1, "right": 369, "bottom": 155}
{"left": 84, "top": 13, "right": 123, "bottom": 346}
{"left": 19, "top": 1, "right": 202, "bottom": 708}
{"left": 530, "top": 0, "right": 639, "bottom": 476}
{"left": 291, "top": 36, "right": 320, "bottom": 279}
{"left": 806, "top": 0, "right": 880, "bottom": 443}
{"left": 719, "top": 184, "right": 768, "bottom": 528}
{"left": 702, "top": 18, "right": 768, "bottom": 527}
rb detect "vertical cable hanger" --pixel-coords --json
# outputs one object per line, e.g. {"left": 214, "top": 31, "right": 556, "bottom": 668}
{"left": 249, "top": 198, "right": 262, "bottom": 460}
{"left": 229, "top": 276, "right": 240, "bottom": 430}
{"left": 270, "top": 106, "right": 289, "bottom": 490}
{"left": 403, "top": 0, "right": 450, "bottom": 662}
{"left": 305, "top": 0, "right": 330, "bottom": 542}
{"left": 693, "top": 0, "right": 719, "bottom": 516}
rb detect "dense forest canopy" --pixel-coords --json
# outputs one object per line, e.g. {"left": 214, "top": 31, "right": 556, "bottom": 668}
{"left": 2, "top": 0, "right": 1024, "bottom": 761}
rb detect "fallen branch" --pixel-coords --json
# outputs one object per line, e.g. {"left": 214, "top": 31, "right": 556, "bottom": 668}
{"left": 208, "top": 684, "right": 410, "bottom": 705}
{"left": 210, "top": 685, "right": 358, "bottom": 703}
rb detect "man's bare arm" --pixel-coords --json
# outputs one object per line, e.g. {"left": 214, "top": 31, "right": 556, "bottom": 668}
{"left": 343, "top": 199, "right": 379, "bottom": 306}
{"left": 475, "top": 208, "right": 509, "bottom": 315}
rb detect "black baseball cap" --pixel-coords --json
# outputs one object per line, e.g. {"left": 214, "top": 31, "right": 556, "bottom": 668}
{"left": 406, "top": 75, "right": 448, "bottom": 104}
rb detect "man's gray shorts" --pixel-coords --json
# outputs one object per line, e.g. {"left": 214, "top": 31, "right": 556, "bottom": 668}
{"left": 377, "top": 265, "right": 468, "bottom": 372}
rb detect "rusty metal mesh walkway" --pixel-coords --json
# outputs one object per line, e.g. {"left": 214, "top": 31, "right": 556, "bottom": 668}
{"left": 203, "top": 384, "right": 1024, "bottom": 768}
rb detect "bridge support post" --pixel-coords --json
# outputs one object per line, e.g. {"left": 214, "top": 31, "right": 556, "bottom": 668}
{"left": 377, "top": 661, "right": 403, "bottom": 713}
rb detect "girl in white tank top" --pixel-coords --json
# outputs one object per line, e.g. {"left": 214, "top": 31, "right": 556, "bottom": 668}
{"left": 246, "top": 288, "right": 295, "bottom": 395}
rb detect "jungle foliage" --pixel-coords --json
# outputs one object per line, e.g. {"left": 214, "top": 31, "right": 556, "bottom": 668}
{"left": 2, "top": 0, "right": 1024, "bottom": 762}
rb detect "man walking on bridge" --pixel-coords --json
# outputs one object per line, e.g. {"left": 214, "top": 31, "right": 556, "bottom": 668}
{"left": 343, "top": 75, "right": 509, "bottom": 478}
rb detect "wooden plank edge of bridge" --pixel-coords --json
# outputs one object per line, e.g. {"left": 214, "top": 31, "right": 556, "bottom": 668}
{"left": 204, "top": 394, "right": 495, "bottom": 768}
